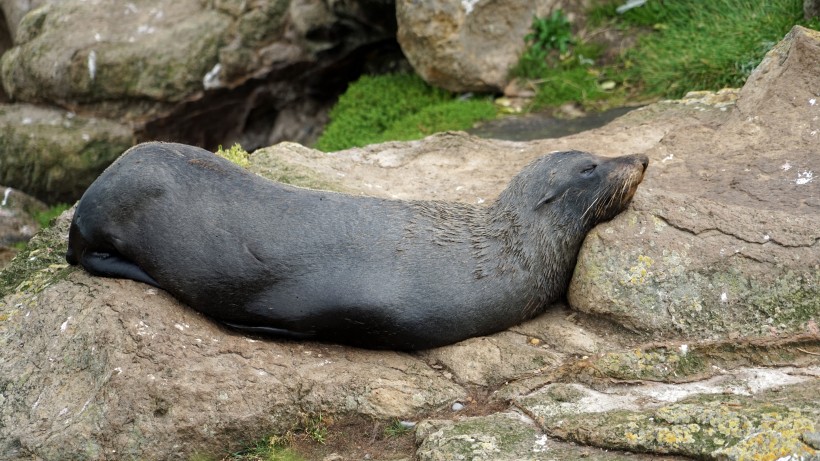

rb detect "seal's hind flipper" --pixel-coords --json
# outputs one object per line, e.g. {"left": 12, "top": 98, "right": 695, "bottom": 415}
{"left": 80, "top": 251, "right": 161, "bottom": 288}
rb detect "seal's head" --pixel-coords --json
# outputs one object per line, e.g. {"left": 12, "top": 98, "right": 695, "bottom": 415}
{"left": 499, "top": 150, "right": 648, "bottom": 231}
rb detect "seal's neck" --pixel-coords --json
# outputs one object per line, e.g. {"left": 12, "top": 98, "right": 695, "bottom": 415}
{"left": 487, "top": 185, "right": 590, "bottom": 303}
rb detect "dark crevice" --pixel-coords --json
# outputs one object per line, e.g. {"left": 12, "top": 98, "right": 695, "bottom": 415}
{"left": 138, "top": 38, "right": 407, "bottom": 152}
{"left": 0, "top": 7, "right": 13, "bottom": 103}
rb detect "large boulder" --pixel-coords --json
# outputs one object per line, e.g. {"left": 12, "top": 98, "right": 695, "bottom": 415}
{"left": 0, "top": 0, "right": 399, "bottom": 201}
{"left": 396, "top": 0, "right": 559, "bottom": 92}
{"left": 0, "top": 0, "right": 398, "bottom": 145}
{"left": 1, "top": 26, "right": 818, "bottom": 461}
{"left": 1, "top": 0, "right": 231, "bottom": 119}
{"left": 0, "top": 103, "right": 134, "bottom": 203}
{"left": 568, "top": 26, "right": 820, "bottom": 340}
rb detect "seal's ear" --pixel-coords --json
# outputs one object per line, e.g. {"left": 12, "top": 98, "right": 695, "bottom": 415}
{"left": 534, "top": 186, "right": 561, "bottom": 211}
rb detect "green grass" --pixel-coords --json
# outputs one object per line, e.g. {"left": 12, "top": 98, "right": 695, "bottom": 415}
{"left": 316, "top": 1, "right": 817, "bottom": 151}
{"left": 514, "top": 0, "right": 817, "bottom": 108}
{"left": 599, "top": 0, "right": 817, "bottom": 98}
{"left": 33, "top": 203, "right": 71, "bottom": 228}
{"left": 510, "top": 11, "right": 625, "bottom": 111}
{"left": 314, "top": 73, "right": 497, "bottom": 152}
{"left": 383, "top": 419, "right": 412, "bottom": 438}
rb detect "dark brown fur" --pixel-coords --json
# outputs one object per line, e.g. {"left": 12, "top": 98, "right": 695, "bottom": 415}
{"left": 67, "top": 142, "right": 647, "bottom": 350}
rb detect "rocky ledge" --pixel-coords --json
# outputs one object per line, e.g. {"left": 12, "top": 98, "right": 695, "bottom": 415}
{"left": 1, "top": 26, "right": 818, "bottom": 461}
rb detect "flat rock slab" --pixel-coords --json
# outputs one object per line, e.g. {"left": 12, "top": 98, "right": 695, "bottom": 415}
{"left": 516, "top": 369, "right": 820, "bottom": 460}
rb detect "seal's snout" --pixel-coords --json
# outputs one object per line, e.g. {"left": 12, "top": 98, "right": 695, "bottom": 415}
{"left": 637, "top": 154, "right": 649, "bottom": 173}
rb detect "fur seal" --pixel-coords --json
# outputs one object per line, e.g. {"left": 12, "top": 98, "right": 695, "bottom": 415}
{"left": 66, "top": 142, "right": 647, "bottom": 350}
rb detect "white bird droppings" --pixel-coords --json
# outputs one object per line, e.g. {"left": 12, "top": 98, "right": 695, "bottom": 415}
{"left": 795, "top": 170, "right": 813, "bottom": 185}
{"left": 88, "top": 50, "right": 97, "bottom": 81}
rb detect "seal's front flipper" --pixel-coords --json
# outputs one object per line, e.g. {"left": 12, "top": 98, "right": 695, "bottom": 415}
{"left": 223, "top": 322, "right": 316, "bottom": 340}
{"left": 80, "top": 251, "right": 161, "bottom": 288}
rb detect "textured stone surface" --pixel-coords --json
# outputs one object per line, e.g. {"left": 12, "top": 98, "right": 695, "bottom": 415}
{"left": 0, "top": 103, "right": 134, "bottom": 203}
{"left": 1, "top": 25, "right": 819, "bottom": 461}
{"left": 0, "top": 0, "right": 231, "bottom": 118}
{"left": 0, "top": 0, "right": 399, "bottom": 149}
{"left": 396, "top": 0, "right": 559, "bottom": 92}
{"left": 568, "top": 26, "right": 820, "bottom": 339}
{"left": 517, "top": 373, "right": 820, "bottom": 460}
{"left": 0, "top": 212, "right": 465, "bottom": 460}
{"left": 0, "top": 186, "right": 47, "bottom": 269}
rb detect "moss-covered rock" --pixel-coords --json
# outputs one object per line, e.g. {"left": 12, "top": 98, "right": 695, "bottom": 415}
{"left": 1, "top": 1, "right": 231, "bottom": 119}
{"left": 0, "top": 103, "right": 134, "bottom": 203}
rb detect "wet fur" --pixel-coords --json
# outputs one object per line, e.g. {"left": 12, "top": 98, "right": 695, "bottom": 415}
{"left": 67, "top": 142, "right": 647, "bottom": 350}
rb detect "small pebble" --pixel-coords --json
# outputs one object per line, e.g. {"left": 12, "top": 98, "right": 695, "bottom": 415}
{"left": 399, "top": 420, "right": 416, "bottom": 429}
{"left": 452, "top": 402, "right": 464, "bottom": 411}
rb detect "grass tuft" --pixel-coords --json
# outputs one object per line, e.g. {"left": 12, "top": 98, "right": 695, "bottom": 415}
{"left": 615, "top": 0, "right": 815, "bottom": 98}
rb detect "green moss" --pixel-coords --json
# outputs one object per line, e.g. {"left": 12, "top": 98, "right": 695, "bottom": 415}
{"left": 216, "top": 143, "right": 250, "bottom": 168}
{"left": 378, "top": 99, "right": 498, "bottom": 141}
{"left": 0, "top": 211, "right": 73, "bottom": 301}
{"left": 32, "top": 203, "right": 72, "bottom": 229}
{"left": 315, "top": 73, "right": 497, "bottom": 152}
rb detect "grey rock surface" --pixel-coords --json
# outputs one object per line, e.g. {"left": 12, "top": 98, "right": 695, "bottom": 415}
{"left": 568, "top": 26, "right": 820, "bottom": 340}
{"left": 0, "top": 103, "right": 134, "bottom": 203}
{"left": 0, "top": 25, "right": 818, "bottom": 461}
{"left": 0, "top": 186, "right": 46, "bottom": 269}
{"left": 396, "top": 0, "right": 559, "bottom": 92}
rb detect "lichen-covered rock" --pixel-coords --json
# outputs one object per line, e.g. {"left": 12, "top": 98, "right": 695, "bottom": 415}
{"left": 0, "top": 103, "right": 134, "bottom": 203}
{"left": 396, "top": 0, "right": 558, "bottom": 92}
{"left": 517, "top": 375, "right": 820, "bottom": 460}
{"left": 415, "top": 411, "right": 674, "bottom": 461}
{"left": 568, "top": 26, "right": 820, "bottom": 340}
{"left": 415, "top": 412, "right": 547, "bottom": 461}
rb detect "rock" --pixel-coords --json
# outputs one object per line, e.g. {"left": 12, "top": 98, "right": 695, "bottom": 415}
{"left": 0, "top": 186, "right": 47, "bottom": 269}
{"left": 0, "top": 0, "right": 400, "bottom": 150}
{"left": 0, "top": 103, "right": 134, "bottom": 203}
{"left": 806, "top": 0, "right": 820, "bottom": 19}
{"left": 0, "top": 213, "right": 465, "bottom": 459}
{"left": 568, "top": 26, "right": 820, "bottom": 340}
{"left": 1, "top": 0, "right": 231, "bottom": 119}
{"left": 421, "top": 334, "right": 559, "bottom": 387}
{"left": 396, "top": 0, "right": 558, "bottom": 92}
{"left": 415, "top": 412, "right": 670, "bottom": 461}
{"left": 2, "top": 24, "right": 819, "bottom": 461}
{"left": 517, "top": 372, "right": 820, "bottom": 460}
{"left": 0, "top": 0, "right": 55, "bottom": 41}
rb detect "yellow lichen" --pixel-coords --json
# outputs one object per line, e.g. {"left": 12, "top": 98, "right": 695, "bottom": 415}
{"left": 623, "top": 255, "right": 654, "bottom": 285}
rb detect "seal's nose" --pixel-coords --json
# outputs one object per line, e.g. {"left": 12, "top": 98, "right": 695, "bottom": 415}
{"left": 636, "top": 154, "right": 649, "bottom": 172}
